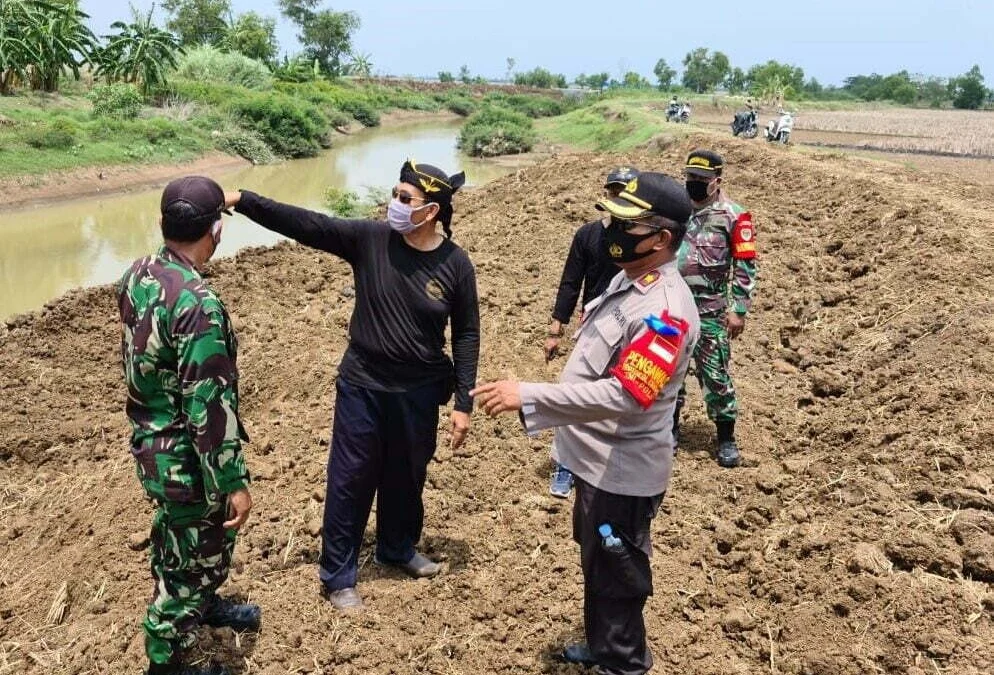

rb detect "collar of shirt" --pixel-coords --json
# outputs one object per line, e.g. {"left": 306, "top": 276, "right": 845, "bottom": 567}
{"left": 693, "top": 190, "right": 729, "bottom": 218}
{"left": 159, "top": 244, "right": 201, "bottom": 276}
{"left": 615, "top": 259, "right": 678, "bottom": 295}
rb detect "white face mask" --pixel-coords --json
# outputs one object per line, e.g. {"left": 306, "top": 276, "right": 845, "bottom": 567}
{"left": 387, "top": 198, "right": 429, "bottom": 234}
{"left": 206, "top": 219, "right": 222, "bottom": 260}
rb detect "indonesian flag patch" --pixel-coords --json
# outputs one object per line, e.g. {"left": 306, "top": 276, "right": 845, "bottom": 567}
{"left": 731, "top": 212, "right": 757, "bottom": 260}
{"left": 611, "top": 310, "right": 689, "bottom": 409}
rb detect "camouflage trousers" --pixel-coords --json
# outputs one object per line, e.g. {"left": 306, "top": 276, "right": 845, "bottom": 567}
{"left": 143, "top": 499, "right": 235, "bottom": 665}
{"left": 677, "top": 316, "right": 737, "bottom": 422}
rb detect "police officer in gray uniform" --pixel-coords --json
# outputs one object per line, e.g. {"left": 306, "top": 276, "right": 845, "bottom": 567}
{"left": 473, "top": 172, "right": 700, "bottom": 675}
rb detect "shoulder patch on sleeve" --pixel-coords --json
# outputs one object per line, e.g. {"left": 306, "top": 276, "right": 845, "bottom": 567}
{"left": 610, "top": 311, "right": 689, "bottom": 409}
{"left": 731, "top": 212, "right": 757, "bottom": 260}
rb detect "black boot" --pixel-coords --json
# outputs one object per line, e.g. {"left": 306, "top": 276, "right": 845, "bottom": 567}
{"left": 715, "top": 420, "right": 740, "bottom": 468}
{"left": 201, "top": 595, "right": 262, "bottom": 631}
{"left": 147, "top": 662, "right": 230, "bottom": 675}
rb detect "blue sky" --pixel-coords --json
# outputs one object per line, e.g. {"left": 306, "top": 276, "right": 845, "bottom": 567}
{"left": 81, "top": 0, "right": 992, "bottom": 86}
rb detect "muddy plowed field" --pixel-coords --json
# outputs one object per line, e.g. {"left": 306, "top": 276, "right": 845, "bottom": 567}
{"left": 2, "top": 136, "right": 993, "bottom": 674}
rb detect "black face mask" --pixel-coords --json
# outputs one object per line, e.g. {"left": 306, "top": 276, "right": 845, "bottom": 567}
{"left": 601, "top": 220, "right": 662, "bottom": 263}
{"left": 686, "top": 180, "right": 711, "bottom": 202}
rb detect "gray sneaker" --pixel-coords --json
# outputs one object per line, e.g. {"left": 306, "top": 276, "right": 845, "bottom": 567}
{"left": 321, "top": 586, "right": 363, "bottom": 611}
{"left": 375, "top": 551, "right": 441, "bottom": 578}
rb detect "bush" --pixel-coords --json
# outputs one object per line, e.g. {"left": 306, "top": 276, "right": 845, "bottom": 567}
{"left": 89, "top": 83, "right": 143, "bottom": 119}
{"left": 483, "top": 92, "right": 571, "bottom": 118}
{"left": 175, "top": 46, "right": 272, "bottom": 90}
{"left": 458, "top": 105, "right": 536, "bottom": 157}
{"left": 229, "top": 93, "right": 327, "bottom": 158}
{"left": 143, "top": 118, "right": 179, "bottom": 144}
{"left": 215, "top": 128, "right": 277, "bottom": 164}
{"left": 338, "top": 98, "right": 380, "bottom": 127}
{"left": 445, "top": 95, "right": 477, "bottom": 117}
{"left": 324, "top": 187, "right": 362, "bottom": 217}
{"left": 23, "top": 118, "right": 78, "bottom": 149}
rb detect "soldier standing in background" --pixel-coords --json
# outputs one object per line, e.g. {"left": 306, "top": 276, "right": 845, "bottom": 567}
{"left": 676, "top": 150, "right": 758, "bottom": 468}
{"left": 118, "top": 176, "right": 259, "bottom": 675}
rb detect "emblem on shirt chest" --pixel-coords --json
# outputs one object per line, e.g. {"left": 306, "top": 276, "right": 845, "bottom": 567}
{"left": 425, "top": 278, "right": 446, "bottom": 301}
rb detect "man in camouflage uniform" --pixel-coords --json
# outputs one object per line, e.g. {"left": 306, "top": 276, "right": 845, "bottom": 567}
{"left": 118, "top": 176, "right": 260, "bottom": 675}
{"left": 676, "top": 150, "right": 758, "bottom": 468}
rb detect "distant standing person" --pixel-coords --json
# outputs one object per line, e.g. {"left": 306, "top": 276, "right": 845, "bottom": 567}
{"left": 676, "top": 150, "right": 758, "bottom": 468}
{"left": 545, "top": 167, "right": 639, "bottom": 498}
{"left": 224, "top": 160, "right": 479, "bottom": 611}
{"left": 118, "top": 176, "right": 259, "bottom": 675}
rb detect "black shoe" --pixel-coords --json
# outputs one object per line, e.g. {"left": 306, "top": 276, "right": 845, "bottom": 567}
{"left": 716, "top": 440, "right": 741, "bottom": 468}
{"left": 146, "top": 663, "right": 230, "bottom": 675}
{"left": 201, "top": 595, "right": 261, "bottom": 631}
{"left": 558, "top": 642, "right": 597, "bottom": 666}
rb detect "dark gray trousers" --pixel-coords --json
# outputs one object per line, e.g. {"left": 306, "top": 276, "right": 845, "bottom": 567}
{"left": 573, "top": 478, "right": 663, "bottom": 675}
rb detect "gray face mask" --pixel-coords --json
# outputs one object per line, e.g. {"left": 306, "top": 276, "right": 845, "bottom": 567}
{"left": 387, "top": 199, "right": 427, "bottom": 234}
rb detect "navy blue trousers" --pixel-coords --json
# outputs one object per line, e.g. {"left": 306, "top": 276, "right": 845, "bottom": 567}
{"left": 319, "top": 377, "right": 445, "bottom": 591}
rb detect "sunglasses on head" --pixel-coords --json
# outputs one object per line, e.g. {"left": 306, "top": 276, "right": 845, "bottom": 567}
{"left": 392, "top": 187, "right": 427, "bottom": 205}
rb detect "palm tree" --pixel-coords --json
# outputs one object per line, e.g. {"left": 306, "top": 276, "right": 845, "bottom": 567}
{"left": 95, "top": 4, "right": 183, "bottom": 97}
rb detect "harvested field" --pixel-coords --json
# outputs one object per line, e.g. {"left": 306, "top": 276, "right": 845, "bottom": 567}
{"left": 693, "top": 105, "right": 994, "bottom": 157}
{"left": 2, "top": 136, "right": 994, "bottom": 674}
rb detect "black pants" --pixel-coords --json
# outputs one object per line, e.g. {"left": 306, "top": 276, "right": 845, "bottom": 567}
{"left": 319, "top": 377, "right": 445, "bottom": 591}
{"left": 573, "top": 478, "right": 663, "bottom": 675}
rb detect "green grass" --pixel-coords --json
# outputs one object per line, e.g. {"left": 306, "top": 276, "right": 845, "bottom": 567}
{"left": 0, "top": 95, "right": 210, "bottom": 177}
{"left": 537, "top": 99, "right": 688, "bottom": 151}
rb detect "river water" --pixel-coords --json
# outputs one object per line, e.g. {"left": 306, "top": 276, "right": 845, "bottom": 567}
{"left": 0, "top": 119, "right": 513, "bottom": 319}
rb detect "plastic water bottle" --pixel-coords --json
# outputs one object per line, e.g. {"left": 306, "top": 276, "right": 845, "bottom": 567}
{"left": 598, "top": 523, "right": 624, "bottom": 552}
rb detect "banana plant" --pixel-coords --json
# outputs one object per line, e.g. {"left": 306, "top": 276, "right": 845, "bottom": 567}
{"left": 95, "top": 4, "right": 183, "bottom": 97}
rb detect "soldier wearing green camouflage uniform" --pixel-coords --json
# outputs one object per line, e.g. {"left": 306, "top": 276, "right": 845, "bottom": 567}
{"left": 676, "top": 150, "right": 758, "bottom": 468}
{"left": 118, "top": 176, "right": 260, "bottom": 675}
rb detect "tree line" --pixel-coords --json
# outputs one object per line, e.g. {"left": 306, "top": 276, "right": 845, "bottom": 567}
{"left": 0, "top": 0, "right": 368, "bottom": 96}
{"left": 487, "top": 49, "right": 992, "bottom": 110}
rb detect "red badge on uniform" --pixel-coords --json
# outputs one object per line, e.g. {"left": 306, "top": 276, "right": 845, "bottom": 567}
{"left": 731, "top": 212, "right": 757, "bottom": 260}
{"left": 611, "top": 311, "right": 689, "bottom": 409}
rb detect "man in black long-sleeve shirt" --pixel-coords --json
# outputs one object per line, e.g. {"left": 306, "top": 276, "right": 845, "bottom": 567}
{"left": 224, "top": 160, "right": 479, "bottom": 610}
{"left": 545, "top": 167, "right": 638, "bottom": 497}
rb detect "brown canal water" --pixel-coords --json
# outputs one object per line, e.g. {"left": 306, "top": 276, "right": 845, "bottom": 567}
{"left": 0, "top": 120, "right": 514, "bottom": 319}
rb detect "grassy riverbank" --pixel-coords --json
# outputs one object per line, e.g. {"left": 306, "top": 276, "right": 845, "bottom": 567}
{"left": 0, "top": 78, "right": 573, "bottom": 181}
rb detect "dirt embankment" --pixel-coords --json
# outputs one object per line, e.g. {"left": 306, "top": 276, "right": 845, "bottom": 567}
{"left": 1, "top": 138, "right": 993, "bottom": 674}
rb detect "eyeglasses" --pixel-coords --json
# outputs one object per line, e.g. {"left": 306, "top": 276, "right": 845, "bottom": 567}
{"left": 392, "top": 187, "right": 427, "bottom": 205}
{"left": 612, "top": 216, "right": 662, "bottom": 233}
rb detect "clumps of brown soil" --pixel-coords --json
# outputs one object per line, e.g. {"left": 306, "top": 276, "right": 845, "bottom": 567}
{"left": 1, "top": 136, "right": 993, "bottom": 674}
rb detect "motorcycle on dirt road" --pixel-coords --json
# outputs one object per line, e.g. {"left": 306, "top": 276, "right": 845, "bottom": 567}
{"left": 731, "top": 109, "right": 759, "bottom": 138}
{"left": 765, "top": 109, "right": 794, "bottom": 144}
{"left": 666, "top": 102, "right": 692, "bottom": 123}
